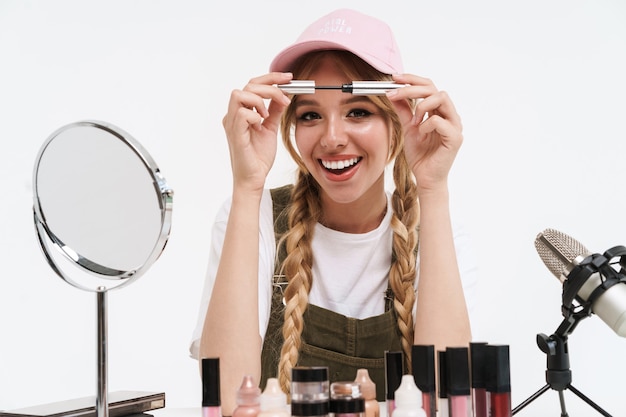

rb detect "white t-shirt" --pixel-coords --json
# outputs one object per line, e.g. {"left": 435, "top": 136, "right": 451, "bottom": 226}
{"left": 189, "top": 188, "right": 478, "bottom": 359}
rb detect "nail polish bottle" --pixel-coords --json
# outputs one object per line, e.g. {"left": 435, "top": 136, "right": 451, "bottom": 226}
{"left": 354, "top": 369, "right": 379, "bottom": 417}
{"left": 233, "top": 375, "right": 261, "bottom": 417}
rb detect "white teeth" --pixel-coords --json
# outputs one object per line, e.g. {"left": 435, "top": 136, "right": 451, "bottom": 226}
{"left": 322, "top": 157, "right": 359, "bottom": 170}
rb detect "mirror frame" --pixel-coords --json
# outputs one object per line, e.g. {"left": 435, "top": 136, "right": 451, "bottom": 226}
{"left": 32, "top": 120, "right": 173, "bottom": 292}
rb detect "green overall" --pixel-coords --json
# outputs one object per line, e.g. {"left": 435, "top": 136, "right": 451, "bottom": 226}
{"left": 260, "top": 185, "right": 405, "bottom": 401}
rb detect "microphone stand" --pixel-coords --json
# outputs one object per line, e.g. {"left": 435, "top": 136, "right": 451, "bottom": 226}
{"left": 511, "top": 315, "right": 612, "bottom": 417}
{"left": 513, "top": 247, "right": 626, "bottom": 417}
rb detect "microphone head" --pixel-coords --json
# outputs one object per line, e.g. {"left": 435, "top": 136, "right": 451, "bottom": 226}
{"left": 535, "top": 228, "right": 592, "bottom": 281}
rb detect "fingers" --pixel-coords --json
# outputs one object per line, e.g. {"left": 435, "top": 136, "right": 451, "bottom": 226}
{"left": 224, "top": 72, "right": 293, "bottom": 132}
{"left": 242, "top": 72, "right": 293, "bottom": 115}
{"left": 387, "top": 73, "right": 462, "bottom": 133}
{"left": 413, "top": 91, "right": 462, "bottom": 131}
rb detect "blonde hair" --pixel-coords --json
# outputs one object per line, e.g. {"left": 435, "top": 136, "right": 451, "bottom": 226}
{"left": 276, "top": 50, "right": 419, "bottom": 394}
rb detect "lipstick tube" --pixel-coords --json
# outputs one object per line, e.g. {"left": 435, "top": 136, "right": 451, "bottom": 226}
{"left": 202, "top": 357, "right": 222, "bottom": 417}
{"left": 446, "top": 347, "right": 471, "bottom": 417}
{"left": 437, "top": 351, "right": 449, "bottom": 417}
{"left": 485, "top": 345, "right": 512, "bottom": 417}
{"left": 411, "top": 345, "right": 436, "bottom": 417}
{"left": 384, "top": 351, "right": 404, "bottom": 417}
{"left": 470, "top": 342, "right": 489, "bottom": 417}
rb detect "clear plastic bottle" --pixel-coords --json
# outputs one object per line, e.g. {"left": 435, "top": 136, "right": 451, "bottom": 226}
{"left": 258, "top": 378, "right": 289, "bottom": 417}
{"left": 354, "top": 369, "right": 379, "bottom": 417}
{"left": 392, "top": 375, "right": 426, "bottom": 417}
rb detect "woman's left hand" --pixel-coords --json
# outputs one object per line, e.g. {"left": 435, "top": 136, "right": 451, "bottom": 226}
{"left": 386, "top": 73, "right": 463, "bottom": 194}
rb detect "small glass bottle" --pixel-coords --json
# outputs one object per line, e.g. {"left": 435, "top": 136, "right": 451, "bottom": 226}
{"left": 329, "top": 381, "right": 365, "bottom": 417}
{"left": 233, "top": 375, "right": 261, "bottom": 417}
{"left": 354, "top": 369, "right": 379, "bottom": 417}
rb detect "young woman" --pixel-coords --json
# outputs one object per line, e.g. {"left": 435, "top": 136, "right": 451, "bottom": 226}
{"left": 191, "top": 9, "right": 476, "bottom": 415}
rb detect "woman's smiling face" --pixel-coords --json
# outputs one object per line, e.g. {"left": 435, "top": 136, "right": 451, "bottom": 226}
{"left": 293, "top": 55, "right": 391, "bottom": 206}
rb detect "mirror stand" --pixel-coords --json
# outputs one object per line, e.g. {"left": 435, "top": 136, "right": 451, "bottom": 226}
{"left": 27, "top": 120, "right": 173, "bottom": 417}
{"left": 96, "top": 288, "right": 108, "bottom": 417}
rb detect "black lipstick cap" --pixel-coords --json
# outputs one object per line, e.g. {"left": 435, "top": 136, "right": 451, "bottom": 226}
{"left": 446, "top": 347, "right": 470, "bottom": 396}
{"left": 485, "top": 345, "right": 511, "bottom": 393}
{"left": 411, "top": 345, "right": 435, "bottom": 393}
{"left": 437, "top": 350, "right": 448, "bottom": 399}
{"left": 385, "top": 351, "right": 404, "bottom": 400}
{"left": 202, "top": 357, "right": 221, "bottom": 407}
{"left": 470, "top": 342, "right": 489, "bottom": 389}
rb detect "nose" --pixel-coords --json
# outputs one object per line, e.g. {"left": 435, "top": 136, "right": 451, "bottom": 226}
{"left": 320, "top": 115, "right": 347, "bottom": 149}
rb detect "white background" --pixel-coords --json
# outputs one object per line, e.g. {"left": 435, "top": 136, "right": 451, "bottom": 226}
{"left": 1, "top": 1, "right": 626, "bottom": 416}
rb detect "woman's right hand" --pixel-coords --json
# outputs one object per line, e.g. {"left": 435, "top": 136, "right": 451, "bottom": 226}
{"left": 222, "top": 72, "right": 293, "bottom": 193}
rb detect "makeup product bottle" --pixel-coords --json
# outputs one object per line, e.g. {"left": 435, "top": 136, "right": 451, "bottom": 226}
{"left": 411, "top": 345, "right": 436, "bottom": 417}
{"left": 329, "top": 381, "right": 365, "bottom": 417}
{"left": 391, "top": 374, "right": 426, "bottom": 417}
{"left": 354, "top": 369, "right": 379, "bottom": 417}
{"left": 258, "top": 378, "right": 289, "bottom": 417}
{"left": 202, "top": 357, "right": 222, "bottom": 417}
{"left": 437, "top": 351, "right": 449, "bottom": 417}
{"left": 233, "top": 375, "right": 261, "bottom": 417}
{"left": 470, "top": 342, "right": 489, "bottom": 417}
{"left": 446, "top": 347, "right": 472, "bottom": 417}
{"left": 485, "top": 345, "right": 512, "bottom": 417}
{"left": 291, "top": 366, "right": 330, "bottom": 417}
{"left": 384, "top": 351, "right": 403, "bottom": 417}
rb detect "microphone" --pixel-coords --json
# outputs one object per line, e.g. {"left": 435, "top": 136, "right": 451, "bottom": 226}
{"left": 535, "top": 228, "right": 626, "bottom": 337}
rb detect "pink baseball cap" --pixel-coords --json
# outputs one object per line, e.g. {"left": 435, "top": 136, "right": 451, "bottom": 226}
{"left": 269, "top": 9, "right": 403, "bottom": 74}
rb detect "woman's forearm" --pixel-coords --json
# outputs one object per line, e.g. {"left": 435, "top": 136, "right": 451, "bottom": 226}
{"left": 413, "top": 188, "right": 471, "bottom": 352}
{"left": 200, "top": 189, "right": 264, "bottom": 416}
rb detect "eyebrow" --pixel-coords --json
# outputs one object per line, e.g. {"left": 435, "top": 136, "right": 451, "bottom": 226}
{"left": 294, "top": 95, "right": 373, "bottom": 109}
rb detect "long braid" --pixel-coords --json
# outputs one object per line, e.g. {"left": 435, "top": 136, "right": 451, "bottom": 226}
{"left": 277, "top": 172, "right": 321, "bottom": 394}
{"left": 389, "top": 149, "right": 420, "bottom": 372}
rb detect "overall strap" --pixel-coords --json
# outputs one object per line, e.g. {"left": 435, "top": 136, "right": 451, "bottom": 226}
{"left": 271, "top": 184, "right": 292, "bottom": 279}
{"left": 259, "top": 185, "right": 293, "bottom": 390}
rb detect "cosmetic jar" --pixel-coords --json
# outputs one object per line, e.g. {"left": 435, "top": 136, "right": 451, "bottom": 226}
{"left": 329, "top": 381, "right": 365, "bottom": 417}
{"left": 291, "top": 366, "right": 330, "bottom": 417}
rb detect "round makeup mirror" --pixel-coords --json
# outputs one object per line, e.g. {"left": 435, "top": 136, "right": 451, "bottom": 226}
{"left": 33, "top": 120, "right": 173, "bottom": 291}
{"left": 32, "top": 120, "right": 173, "bottom": 417}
